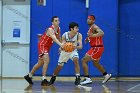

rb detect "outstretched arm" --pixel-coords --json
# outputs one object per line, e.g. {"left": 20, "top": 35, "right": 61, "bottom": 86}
{"left": 47, "top": 28, "right": 63, "bottom": 48}
{"left": 61, "top": 34, "right": 66, "bottom": 44}
{"left": 56, "top": 31, "right": 61, "bottom": 42}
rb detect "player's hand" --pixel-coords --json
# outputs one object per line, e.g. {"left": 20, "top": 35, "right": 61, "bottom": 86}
{"left": 60, "top": 43, "right": 64, "bottom": 49}
{"left": 73, "top": 45, "right": 77, "bottom": 50}
{"left": 84, "top": 39, "right": 89, "bottom": 44}
{"left": 37, "top": 34, "right": 42, "bottom": 41}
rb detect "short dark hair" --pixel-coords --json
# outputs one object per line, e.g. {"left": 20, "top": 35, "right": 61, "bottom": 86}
{"left": 69, "top": 22, "right": 79, "bottom": 31}
{"left": 51, "top": 16, "right": 58, "bottom": 22}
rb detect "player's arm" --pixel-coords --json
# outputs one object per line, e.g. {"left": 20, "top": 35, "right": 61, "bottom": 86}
{"left": 58, "top": 34, "right": 61, "bottom": 42}
{"left": 56, "top": 31, "right": 61, "bottom": 42}
{"left": 47, "top": 28, "right": 63, "bottom": 48}
{"left": 92, "top": 25, "right": 104, "bottom": 37}
{"left": 75, "top": 33, "right": 83, "bottom": 50}
{"left": 58, "top": 34, "right": 66, "bottom": 52}
{"left": 61, "top": 34, "right": 66, "bottom": 44}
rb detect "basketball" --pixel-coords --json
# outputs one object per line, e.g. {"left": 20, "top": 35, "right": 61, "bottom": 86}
{"left": 63, "top": 42, "right": 74, "bottom": 52}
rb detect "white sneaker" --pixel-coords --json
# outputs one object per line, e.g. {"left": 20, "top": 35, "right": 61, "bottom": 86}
{"left": 80, "top": 78, "right": 92, "bottom": 85}
{"left": 102, "top": 74, "right": 111, "bottom": 84}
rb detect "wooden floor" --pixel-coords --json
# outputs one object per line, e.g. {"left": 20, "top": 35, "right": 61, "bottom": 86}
{"left": 0, "top": 78, "right": 140, "bottom": 93}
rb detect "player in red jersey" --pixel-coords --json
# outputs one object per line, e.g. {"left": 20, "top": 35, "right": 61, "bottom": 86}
{"left": 80, "top": 15, "right": 111, "bottom": 85}
{"left": 24, "top": 16, "right": 63, "bottom": 86}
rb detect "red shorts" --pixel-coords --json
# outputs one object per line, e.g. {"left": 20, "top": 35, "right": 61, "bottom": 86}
{"left": 38, "top": 45, "right": 51, "bottom": 58}
{"left": 86, "top": 47, "right": 104, "bottom": 60}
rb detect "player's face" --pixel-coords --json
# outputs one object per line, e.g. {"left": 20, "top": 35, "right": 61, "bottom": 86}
{"left": 87, "top": 18, "right": 94, "bottom": 25}
{"left": 73, "top": 26, "right": 79, "bottom": 33}
{"left": 52, "top": 18, "right": 60, "bottom": 26}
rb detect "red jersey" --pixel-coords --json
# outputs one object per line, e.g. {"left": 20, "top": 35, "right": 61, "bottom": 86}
{"left": 38, "top": 25, "right": 60, "bottom": 57}
{"left": 39, "top": 25, "right": 60, "bottom": 47}
{"left": 86, "top": 24, "right": 104, "bottom": 60}
{"left": 87, "top": 24, "right": 104, "bottom": 47}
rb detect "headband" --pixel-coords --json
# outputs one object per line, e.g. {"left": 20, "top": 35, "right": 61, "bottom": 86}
{"left": 88, "top": 16, "right": 95, "bottom": 20}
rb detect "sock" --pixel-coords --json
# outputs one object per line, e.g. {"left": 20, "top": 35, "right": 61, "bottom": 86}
{"left": 75, "top": 73, "right": 80, "bottom": 78}
{"left": 53, "top": 73, "right": 56, "bottom": 77}
{"left": 42, "top": 76, "right": 46, "bottom": 80}
{"left": 52, "top": 75, "right": 56, "bottom": 78}
{"left": 103, "top": 72, "right": 107, "bottom": 76}
{"left": 29, "top": 73, "right": 32, "bottom": 78}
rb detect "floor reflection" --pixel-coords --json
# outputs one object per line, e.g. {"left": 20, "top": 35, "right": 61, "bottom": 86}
{"left": 0, "top": 79, "right": 140, "bottom": 93}
{"left": 102, "top": 85, "right": 111, "bottom": 93}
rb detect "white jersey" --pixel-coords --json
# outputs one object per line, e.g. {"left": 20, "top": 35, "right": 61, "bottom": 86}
{"left": 63, "top": 31, "right": 79, "bottom": 46}
{"left": 58, "top": 31, "right": 80, "bottom": 64}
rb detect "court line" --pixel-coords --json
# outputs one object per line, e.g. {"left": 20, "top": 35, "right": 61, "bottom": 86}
{"left": 127, "top": 83, "right": 140, "bottom": 92}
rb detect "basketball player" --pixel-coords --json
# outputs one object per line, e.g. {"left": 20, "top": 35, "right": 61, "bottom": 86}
{"left": 24, "top": 16, "right": 63, "bottom": 86}
{"left": 80, "top": 15, "right": 111, "bottom": 85}
{"left": 49, "top": 22, "right": 82, "bottom": 85}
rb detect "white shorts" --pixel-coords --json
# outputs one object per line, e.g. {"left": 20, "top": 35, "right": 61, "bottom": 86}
{"left": 58, "top": 50, "right": 79, "bottom": 64}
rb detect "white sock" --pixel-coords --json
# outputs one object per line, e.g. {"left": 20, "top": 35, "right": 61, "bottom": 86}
{"left": 29, "top": 73, "right": 32, "bottom": 77}
{"left": 105, "top": 74, "right": 109, "bottom": 77}
{"left": 42, "top": 76, "right": 46, "bottom": 80}
{"left": 76, "top": 73, "right": 80, "bottom": 78}
{"left": 53, "top": 73, "right": 56, "bottom": 76}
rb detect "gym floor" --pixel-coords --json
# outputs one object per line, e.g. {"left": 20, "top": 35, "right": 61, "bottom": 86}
{"left": 0, "top": 77, "right": 140, "bottom": 93}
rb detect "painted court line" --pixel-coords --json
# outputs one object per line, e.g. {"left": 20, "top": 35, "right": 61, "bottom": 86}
{"left": 127, "top": 83, "right": 140, "bottom": 92}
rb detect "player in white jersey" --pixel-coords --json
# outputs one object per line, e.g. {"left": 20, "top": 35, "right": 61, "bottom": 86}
{"left": 49, "top": 22, "right": 83, "bottom": 85}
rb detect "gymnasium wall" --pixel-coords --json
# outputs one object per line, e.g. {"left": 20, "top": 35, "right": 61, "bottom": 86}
{"left": 0, "top": 0, "right": 2, "bottom": 77}
{"left": 30, "top": 0, "right": 118, "bottom": 76}
{"left": 119, "top": 0, "right": 140, "bottom": 76}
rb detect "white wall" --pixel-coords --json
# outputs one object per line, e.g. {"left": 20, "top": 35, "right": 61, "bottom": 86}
{"left": 2, "top": 5, "right": 30, "bottom": 43}
{"left": 2, "top": 1, "right": 30, "bottom": 77}
{"left": 0, "top": 0, "right": 2, "bottom": 77}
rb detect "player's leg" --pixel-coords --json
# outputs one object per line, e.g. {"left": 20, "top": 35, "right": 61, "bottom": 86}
{"left": 24, "top": 58, "right": 44, "bottom": 85}
{"left": 73, "top": 57, "right": 81, "bottom": 85}
{"left": 70, "top": 51, "right": 80, "bottom": 85}
{"left": 92, "top": 58, "right": 106, "bottom": 75}
{"left": 50, "top": 51, "right": 70, "bottom": 85}
{"left": 73, "top": 57, "right": 80, "bottom": 76}
{"left": 41, "top": 53, "right": 50, "bottom": 86}
{"left": 92, "top": 59, "right": 111, "bottom": 83}
{"left": 30, "top": 58, "right": 44, "bottom": 75}
{"left": 80, "top": 54, "right": 92, "bottom": 85}
{"left": 91, "top": 47, "right": 111, "bottom": 84}
{"left": 49, "top": 64, "right": 64, "bottom": 85}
